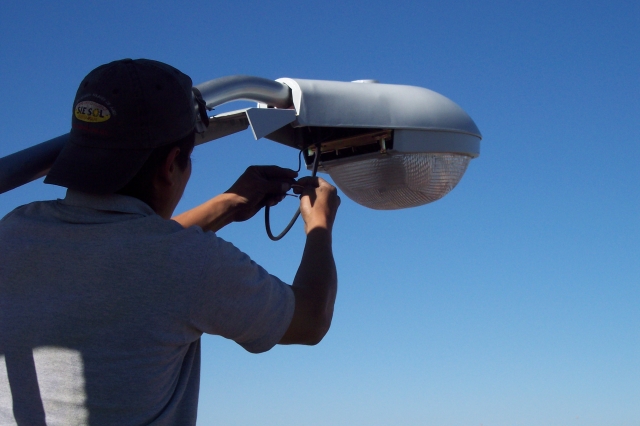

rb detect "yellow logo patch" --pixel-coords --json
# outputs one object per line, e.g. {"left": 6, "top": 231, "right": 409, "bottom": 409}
{"left": 74, "top": 101, "right": 111, "bottom": 123}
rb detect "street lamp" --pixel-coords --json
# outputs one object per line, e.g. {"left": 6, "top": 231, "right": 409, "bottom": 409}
{"left": 0, "top": 75, "right": 481, "bottom": 210}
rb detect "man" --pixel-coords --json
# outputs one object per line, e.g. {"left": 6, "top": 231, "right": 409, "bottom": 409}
{"left": 0, "top": 59, "right": 340, "bottom": 425}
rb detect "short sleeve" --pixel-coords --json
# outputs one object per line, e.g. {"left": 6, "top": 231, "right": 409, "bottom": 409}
{"left": 189, "top": 234, "right": 295, "bottom": 353}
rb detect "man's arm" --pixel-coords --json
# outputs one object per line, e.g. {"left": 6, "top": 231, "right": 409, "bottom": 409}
{"left": 172, "top": 166, "right": 297, "bottom": 232}
{"left": 279, "top": 177, "right": 340, "bottom": 345}
{"left": 174, "top": 166, "right": 340, "bottom": 346}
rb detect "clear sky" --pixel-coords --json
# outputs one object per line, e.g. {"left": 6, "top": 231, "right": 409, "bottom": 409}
{"left": 1, "top": 1, "right": 639, "bottom": 425}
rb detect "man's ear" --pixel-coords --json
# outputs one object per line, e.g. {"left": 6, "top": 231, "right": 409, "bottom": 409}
{"left": 157, "top": 147, "right": 182, "bottom": 186}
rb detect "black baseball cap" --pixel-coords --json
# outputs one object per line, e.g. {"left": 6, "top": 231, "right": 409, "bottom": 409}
{"left": 45, "top": 58, "right": 201, "bottom": 193}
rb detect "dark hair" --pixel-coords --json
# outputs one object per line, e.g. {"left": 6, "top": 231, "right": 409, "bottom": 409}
{"left": 117, "top": 131, "right": 195, "bottom": 205}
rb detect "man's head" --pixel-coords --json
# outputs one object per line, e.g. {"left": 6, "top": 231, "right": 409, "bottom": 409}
{"left": 45, "top": 59, "right": 201, "bottom": 195}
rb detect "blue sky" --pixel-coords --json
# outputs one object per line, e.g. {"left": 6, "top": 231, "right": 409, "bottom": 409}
{"left": 1, "top": 1, "right": 639, "bottom": 425}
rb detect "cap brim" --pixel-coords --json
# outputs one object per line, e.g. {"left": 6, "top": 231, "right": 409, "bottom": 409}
{"left": 44, "top": 140, "right": 153, "bottom": 194}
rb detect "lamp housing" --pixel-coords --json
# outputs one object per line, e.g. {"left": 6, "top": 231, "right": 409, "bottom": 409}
{"left": 252, "top": 78, "right": 482, "bottom": 210}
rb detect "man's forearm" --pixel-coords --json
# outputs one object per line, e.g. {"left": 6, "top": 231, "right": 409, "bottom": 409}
{"left": 172, "top": 193, "right": 242, "bottom": 232}
{"left": 280, "top": 227, "right": 338, "bottom": 345}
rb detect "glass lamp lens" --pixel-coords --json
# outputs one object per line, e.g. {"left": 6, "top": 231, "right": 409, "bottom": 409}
{"left": 324, "top": 153, "right": 471, "bottom": 210}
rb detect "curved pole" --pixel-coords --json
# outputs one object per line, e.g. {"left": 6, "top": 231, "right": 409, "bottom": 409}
{"left": 195, "top": 75, "right": 292, "bottom": 109}
{"left": 0, "top": 76, "right": 292, "bottom": 194}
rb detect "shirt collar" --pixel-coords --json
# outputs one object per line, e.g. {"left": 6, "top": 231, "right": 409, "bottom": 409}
{"left": 60, "top": 190, "right": 157, "bottom": 216}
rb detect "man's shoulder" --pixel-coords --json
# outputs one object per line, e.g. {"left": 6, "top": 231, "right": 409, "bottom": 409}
{"left": 0, "top": 199, "right": 58, "bottom": 222}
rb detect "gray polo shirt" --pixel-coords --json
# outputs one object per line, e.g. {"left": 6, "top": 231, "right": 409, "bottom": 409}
{"left": 0, "top": 191, "right": 295, "bottom": 425}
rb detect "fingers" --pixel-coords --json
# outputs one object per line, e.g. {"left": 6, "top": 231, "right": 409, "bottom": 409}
{"left": 292, "top": 176, "right": 319, "bottom": 195}
{"left": 260, "top": 179, "right": 293, "bottom": 197}
{"left": 251, "top": 165, "right": 298, "bottom": 180}
{"left": 296, "top": 176, "right": 319, "bottom": 185}
{"left": 266, "top": 193, "right": 286, "bottom": 207}
{"left": 247, "top": 166, "right": 297, "bottom": 196}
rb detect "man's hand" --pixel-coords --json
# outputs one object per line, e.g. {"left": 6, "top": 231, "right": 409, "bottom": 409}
{"left": 172, "top": 165, "right": 296, "bottom": 232}
{"left": 294, "top": 177, "right": 341, "bottom": 234}
{"left": 225, "top": 166, "right": 298, "bottom": 223}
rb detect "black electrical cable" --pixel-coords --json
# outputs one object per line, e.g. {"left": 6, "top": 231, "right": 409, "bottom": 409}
{"left": 295, "top": 148, "right": 303, "bottom": 173}
{"left": 265, "top": 145, "right": 321, "bottom": 241}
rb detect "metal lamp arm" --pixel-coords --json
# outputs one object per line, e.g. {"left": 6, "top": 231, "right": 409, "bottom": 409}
{"left": 195, "top": 75, "right": 292, "bottom": 109}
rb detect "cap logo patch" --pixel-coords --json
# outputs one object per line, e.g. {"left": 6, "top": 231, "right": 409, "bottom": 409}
{"left": 74, "top": 101, "right": 111, "bottom": 123}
